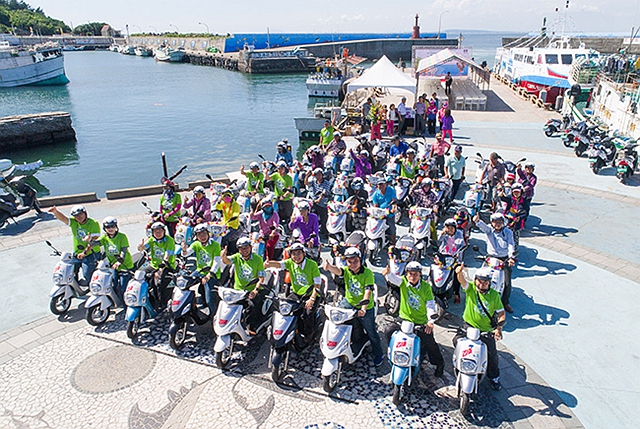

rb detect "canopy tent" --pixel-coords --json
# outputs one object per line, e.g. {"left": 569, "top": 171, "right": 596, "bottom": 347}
{"left": 416, "top": 48, "right": 491, "bottom": 91}
{"left": 347, "top": 55, "right": 417, "bottom": 93}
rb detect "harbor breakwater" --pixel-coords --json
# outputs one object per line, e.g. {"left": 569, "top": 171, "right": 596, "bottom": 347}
{"left": 0, "top": 112, "right": 76, "bottom": 152}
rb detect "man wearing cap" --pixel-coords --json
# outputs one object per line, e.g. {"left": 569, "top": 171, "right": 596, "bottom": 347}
{"left": 49, "top": 205, "right": 101, "bottom": 287}
{"left": 445, "top": 145, "right": 466, "bottom": 200}
{"left": 429, "top": 133, "right": 451, "bottom": 177}
{"left": 183, "top": 186, "right": 212, "bottom": 224}
{"left": 325, "top": 131, "right": 347, "bottom": 173}
{"left": 389, "top": 136, "right": 408, "bottom": 158}
{"left": 323, "top": 248, "right": 385, "bottom": 367}
{"left": 265, "top": 161, "right": 294, "bottom": 222}
{"left": 221, "top": 237, "right": 266, "bottom": 335}
{"left": 372, "top": 177, "right": 397, "bottom": 244}
{"left": 266, "top": 242, "right": 322, "bottom": 342}
{"left": 319, "top": 120, "right": 335, "bottom": 149}
{"left": 305, "top": 167, "right": 331, "bottom": 239}
{"left": 382, "top": 261, "right": 445, "bottom": 376}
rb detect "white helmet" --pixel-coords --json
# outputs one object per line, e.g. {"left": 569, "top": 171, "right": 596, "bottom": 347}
{"left": 193, "top": 223, "right": 209, "bottom": 234}
{"left": 444, "top": 218, "right": 456, "bottom": 227}
{"left": 405, "top": 261, "right": 422, "bottom": 272}
{"left": 193, "top": 185, "right": 206, "bottom": 195}
{"left": 237, "top": 236, "right": 252, "bottom": 248}
{"left": 344, "top": 247, "right": 361, "bottom": 258}
{"left": 70, "top": 205, "right": 86, "bottom": 217}
{"left": 475, "top": 267, "right": 493, "bottom": 281}
{"left": 249, "top": 162, "right": 260, "bottom": 169}
{"left": 289, "top": 242, "right": 306, "bottom": 253}
{"left": 490, "top": 212, "right": 505, "bottom": 223}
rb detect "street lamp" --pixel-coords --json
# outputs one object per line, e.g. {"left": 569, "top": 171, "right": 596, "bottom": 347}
{"left": 198, "top": 21, "right": 209, "bottom": 34}
{"left": 169, "top": 24, "right": 179, "bottom": 34}
{"left": 437, "top": 11, "right": 449, "bottom": 39}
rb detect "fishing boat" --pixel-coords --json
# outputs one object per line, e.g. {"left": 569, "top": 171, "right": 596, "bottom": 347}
{"left": 306, "top": 55, "right": 365, "bottom": 98}
{"left": 134, "top": 46, "right": 153, "bottom": 57}
{"left": 0, "top": 42, "right": 69, "bottom": 87}
{"left": 154, "top": 46, "right": 185, "bottom": 62}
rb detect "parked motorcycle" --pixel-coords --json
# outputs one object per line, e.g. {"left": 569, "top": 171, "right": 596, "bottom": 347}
{"left": 365, "top": 206, "right": 390, "bottom": 265}
{"left": 616, "top": 143, "right": 638, "bottom": 184}
{"left": 85, "top": 260, "right": 123, "bottom": 326}
{"left": 46, "top": 240, "right": 88, "bottom": 315}
{"left": 0, "top": 173, "right": 41, "bottom": 228}
{"left": 453, "top": 326, "right": 491, "bottom": 415}
{"left": 388, "top": 320, "right": 423, "bottom": 405}
{"left": 383, "top": 235, "right": 417, "bottom": 317}
{"left": 408, "top": 206, "right": 433, "bottom": 261}
{"left": 543, "top": 114, "right": 571, "bottom": 137}
{"left": 588, "top": 140, "right": 617, "bottom": 174}
{"left": 319, "top": 290, "right": 378, "bottom": 393}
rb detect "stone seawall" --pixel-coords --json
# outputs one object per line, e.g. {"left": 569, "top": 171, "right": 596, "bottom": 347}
{"left": 0, "top": 112, "right": 76, "bottom": 152}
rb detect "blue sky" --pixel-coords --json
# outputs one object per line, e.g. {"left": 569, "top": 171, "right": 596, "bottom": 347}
{"left": 33, "top": 0, "right": 638, "bottom": 35}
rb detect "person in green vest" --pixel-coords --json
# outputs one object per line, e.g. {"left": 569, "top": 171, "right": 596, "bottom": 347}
{"left": 382, "top": 261, "right": 445, "bottom": 376}
{"left": 181, "top": 223, "right": 222, "bottom": 315}
{"left": 98, "top": 216, "right": 134, "bottom": 299}
{"left": 319, "top": 119, "right": 335, "bottom": 149}
{"left": 159, "top": 177, "right": 182, "bottom": 237}
{"left": 266, "top": 242, "right": 322, "bottom": 343}
{"left": 399, "top": 148, "right": 419, "bottom": 179}
{"left": 265, "top": 161, "right": 294, "bottom": 222}
{"left": 221, "top": 236, "right": 266, "bottom": 335}
{"left": 323, "top": 247, "right": 384, "bottom": 367}
{"left": 454, "top": 265, "right": 506, "bottom": 391}
{"left": 240, "top": 162, "right": 265, "bottom": 208}
{"left": 137, "top": 222, "right": 176, "bottom": 305}
{"left": 48, "top": 204, "right": 101, "bottom": 287}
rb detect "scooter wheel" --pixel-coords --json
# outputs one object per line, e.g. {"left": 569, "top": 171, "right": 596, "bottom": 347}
{"left": 544, "top": 127, "right": 555, "bottom": 137}
{"left": 460, "top": 392, "right": 470, "bottom": 415}
{"left": 271, "top": 355, "right": 283, "bottom": 383}
{"left": 169, "top": 321, "right": 187, "bottom": 350}
{"left": 392, "top": 383, "right": 403, "bottom": 406}
{"left": 322, "top": 371, "right": 339, "bottom": 393}
{"left": 384, "top": 290, "right": 400, "bottom": 317}
{"left": 86, "top": 305, "right": 110, "bottom": 326}
{"left": 215, "top": 341, "right": 233, "bottom": 369}
{"left": 49, "top": 295, "right": 71, "bottom": 315}
{"left": 126, "top": 316, "right": 140, "bottom": 339}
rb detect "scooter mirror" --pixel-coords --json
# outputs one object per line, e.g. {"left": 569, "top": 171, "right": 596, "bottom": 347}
{"left": 205, "top": 174, "right": 214, "bottom": 182}
{"left": 476, "top": 152, "right": 482, "bottom": 158}
{"left": 45, "top": 240, "right": 52, "bottom": 246}
{"left": 472, "top": 245, "right": 479, "bottom": 252}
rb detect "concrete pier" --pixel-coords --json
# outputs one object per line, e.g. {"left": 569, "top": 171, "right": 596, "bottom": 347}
{"left": 0, "top": 112, "right": 76, "bottom": 152}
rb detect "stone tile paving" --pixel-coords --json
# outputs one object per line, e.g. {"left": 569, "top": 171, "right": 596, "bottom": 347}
{"left": 0, "top": 306, "right": 581, "bottom": 429}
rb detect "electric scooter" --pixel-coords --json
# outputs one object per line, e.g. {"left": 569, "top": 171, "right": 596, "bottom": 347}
{"left": 365, "top": 206, "right": 389, "bottom": 265}
{"left": 388, "top": 320, "right": 422, "bottom": 405}
{"left": 383, "top": 235, "right": 417, "bottom": 317}
{"left": 408, "top": 206, "right": 433, "bottom": 261}
{"left": 46, "top": 240, "right": 89, "bottom": 315}
{"left": 84, "top": 259, "right": 123, "bottom": 326}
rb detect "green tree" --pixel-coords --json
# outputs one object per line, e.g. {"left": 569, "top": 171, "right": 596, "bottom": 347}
{"left": 72, "top": 22, "right": 106, "bottom": 36}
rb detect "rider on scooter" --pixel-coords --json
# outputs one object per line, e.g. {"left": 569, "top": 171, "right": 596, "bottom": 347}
{"left": 409, "top": 178, "right": 439, "bottom": 244}
{"left": 183, "top": 186, "right": 212, "bottom": 224}
{"left": 455, "top": 266, "right": 506, "bottom": 391}
{"left": 473, "top": 212, "right": 516, "bottom": 313}
{"left": 221, "top": 236, "right": 265, "bottom": 336}
{"left": 323, "top": 247, "right": 385, "bottom": 367}
{"left": 438, "top": 218, "right": 466, "bottom": 304}
{"left": 48, "top": 205, "right": 101, "bottom": 288}
{"left": 215, "top": 188, "right": 242, "bottom": 255}
{"left": 250, "top": 197, "right": 280, "bottom": 261}
{"left": 180, "top": 223, "right": 222, "bottom": 315}
{"left": 372, "top": 176, "right": 397, "bottom": 245}
{"left": 98, "top": 217, "right": 134, "bottom": 299}
{"left": 288, "top": 201, "right": 319, "bottom": 248}
{"left": 159, "top": 178, "right": 182, "bottom": 237}
{"left": 137, "top": 221, "right": 176, "bottom": 305}
{"left": 382, "top": 261, "right": 445, "bottom": 376}
{"left": 266, "top": 242, "right": 322, "bottom": 343}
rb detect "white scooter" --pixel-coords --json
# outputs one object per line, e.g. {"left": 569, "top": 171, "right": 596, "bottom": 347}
{"left": 453, "top": 326, "right": 491, "bottom": 415}
{"left": 213, "top": 270, "right": 279, "bottom": 369}
{"left": 46, "top": 241, "right": 89, "bottom": 315}
{"left": 388, "top": 320, "right": 422, "bottom": 406}
{"left": 327, "top": 198, "right": 351, "bottom": 244}
{"left": 319, "top": 286, "right": 378, "bottom": 393}
{"left": 408, "top": 206, "right": 433, "bottom": 261}
{"left": 365, "top": 206, "right": 389, "bottom": 265}
{"left": 85, "top": 259, "right": 123, "bottom": 326}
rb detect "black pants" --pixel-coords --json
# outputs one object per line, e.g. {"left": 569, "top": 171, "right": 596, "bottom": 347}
{"left": 398, "top": 116, "right": 407, "bottom": 135}
{"left": 146, "top": 266, "right": 175, "bottom": 307}
{"left": 312, "top": 203, "right": 328, "bottom": 238}
{"left": 246, "top": 288, "right": 268, "bottom": 332}
{"left": 453, "top": 327, "right": 499, "bottom": 380}
{"left": 278, "top": 199, "right": 293, "bottom": 226}
{"left": 496, "top": 255, "right": 513, "bottom": 306}
{"left": 427, "top": 118, "right": 436, "bottom": 135}
{"left": 451, "top": 178, "right": 463, "bottom": 201}
{"left": 435, "top": 155, "right": 445, "bottom": 177}
{"left": 385, "top": 322, "right": 444, "bottom": 367}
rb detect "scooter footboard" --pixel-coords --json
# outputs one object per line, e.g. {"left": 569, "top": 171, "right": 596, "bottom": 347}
{"left": 125, "top": 306, "right": 141, "bottom": 322}
{"left": 321, "top": 357, "right": 339, "bottom": 377}
{"left": 214, "top": 335, "right": 231, "bottom": 353}
{"left": 85, "top": 294, "right": 111, "bottom": 311}
{"left": 50, "top": 284, "right": 71, "bottom": 299}
{"left": 390, "top": 365, "right": 410, "bottom": 386}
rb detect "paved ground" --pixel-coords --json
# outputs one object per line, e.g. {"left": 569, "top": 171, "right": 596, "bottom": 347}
{"left": 1, "top": 76, "right": 637, "bottom": 428}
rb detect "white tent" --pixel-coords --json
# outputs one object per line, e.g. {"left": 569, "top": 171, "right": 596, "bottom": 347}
{"left": 347, "top": 55, "right": 417, "bottom": 93}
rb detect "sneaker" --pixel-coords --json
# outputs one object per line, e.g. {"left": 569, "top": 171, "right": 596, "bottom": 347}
{"left": 454, "top": 295, "right": 460, "bottom": 304}
{"left": 374, "top": 356, "right": 384, "bottom": 367}
{"left": 490, "top": 378, "right": 501, "bottom": 391}
{"left": 434, "top": 364, "right": 444, "bottom": 377}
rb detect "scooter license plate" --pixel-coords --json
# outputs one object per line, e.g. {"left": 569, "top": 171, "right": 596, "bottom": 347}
{"left": 617, "top": 166, "right": 627, "bottom": 173}
{"left": 588, "top": 158, "right": 596, "bottom": 164}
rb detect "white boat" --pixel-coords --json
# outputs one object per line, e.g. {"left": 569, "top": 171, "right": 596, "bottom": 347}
{"left": 0, "top": 41, "right": 69, "bottom": 87}
{"left": 494, "top": 36, "right": 599, "bottom": 104}
{"left": 0, "top": 159, "right": 44, "bottom": 177}
{"left": 120, "top": 45, "right": 136, "bottom": 55}
{"left": 62, "top": 45, "right": 85, "bottom": 51}
{"left": 306, "top": 57, "right": 364, "bottom": 98}
{"left": 154, "top": 46, "right": 185, "bottom": 62}
{"left": 134, "top": 46, "right": 153, "bottom": 57}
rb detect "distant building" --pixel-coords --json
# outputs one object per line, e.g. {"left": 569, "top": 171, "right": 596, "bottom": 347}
{"left": 101, "top": 25, "right": 120, "bottom": 38}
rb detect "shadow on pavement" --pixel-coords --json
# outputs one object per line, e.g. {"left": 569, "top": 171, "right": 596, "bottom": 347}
{"left": 516, "top": 245, "right": 577, "bottom": 278}
{"left": 485, "top": 90, "right": 515, "bottom": 113}
{"left": 0, "top": 212, "right": 54, "bottom": 236}
{"left": 523, "top": 215, "right": 578, "bottom": 238}
{"left": 504, "top": 287, "right": 570, "bottom": 332}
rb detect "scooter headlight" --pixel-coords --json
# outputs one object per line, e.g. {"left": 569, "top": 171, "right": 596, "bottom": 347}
{"left": 329, "top": 309, "right": 347, "bottom": 324}
{"left": 461, "top": 359, "right": 477, "bottom": 373}
{"left": 279, "top": 301, "right": 293, "bottom": 316}
{"left": 392, "top": 351, "right": 410, "bottom": 366}
{"left": 124, "top": 292, "right": 138, "bottom": 306}
{"left": 90, "top": 283, "right": 103, "bottom": 295}
{"left": 52, "top": 272, "right": 64, "bottom": 285}
{"left": 176, "top": 277, "right": 188, "bottom": 290}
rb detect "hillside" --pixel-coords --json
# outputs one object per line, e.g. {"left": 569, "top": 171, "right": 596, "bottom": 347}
{"left": 0, "top": 0, "right": 70, "bottom": 36}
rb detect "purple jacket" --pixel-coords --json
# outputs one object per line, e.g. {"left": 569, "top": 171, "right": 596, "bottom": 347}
{"left": 288, "top": 213, "right": 319, "bottom": 246}
{"left": 441, "top": 115, "right": 455, "bottom": 131}
{"left": 350, "top": 149, "right": 372, "bottom": 178}
{"left": 183, "top": 196, "right": 212, "bottom": 221}
{"left": 516, "top": 168, "right": 537, "bottom": 199}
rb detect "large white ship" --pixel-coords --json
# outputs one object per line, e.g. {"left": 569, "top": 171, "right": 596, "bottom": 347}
{"left": 0, "top": 41, "right": 69, "bottom": 88}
